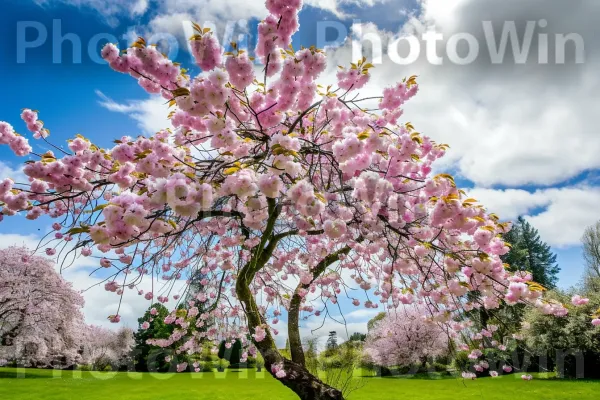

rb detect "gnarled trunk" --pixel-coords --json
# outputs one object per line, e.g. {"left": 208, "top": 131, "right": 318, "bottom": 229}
{"left": 278, "top": 358, "right": 344, "bottom": 400}
{"left": 236, "top": 272, "right": 345, "bottom": 400}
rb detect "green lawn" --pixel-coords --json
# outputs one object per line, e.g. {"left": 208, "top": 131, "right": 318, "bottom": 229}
{"left": 1, "top": 368, "right": 599, "bottom": 399}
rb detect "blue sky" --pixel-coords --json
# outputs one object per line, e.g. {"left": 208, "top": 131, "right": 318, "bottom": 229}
{"left": 1, "top": 0, "right": 599, "bottom": 342}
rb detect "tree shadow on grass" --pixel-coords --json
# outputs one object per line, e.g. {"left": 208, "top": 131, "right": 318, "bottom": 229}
{"left": 0, "top": 371, "right": 50, "bottom": 379}
{"left": 361, "top": 372, "right": 459, "bottom": 380}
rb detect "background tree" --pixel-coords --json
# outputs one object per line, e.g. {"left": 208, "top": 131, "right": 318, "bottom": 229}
{"left": 349, "top": 333, "right": 366, "bottom": 342}
{"left": 502, "top": 216, "right": 560, "bottom": 289}
{"left": 218, "top": 338, "right": 243, "bottom": 367}
{"left": 364, "top": 307, "right": 448, "bottom": 369}
{"left": 132, "top": 304, "right": 174, "bottom": 372}
{"left": 0, "top": 246, "right": 85, "bottom": 368}
{"left": 324, "top": 332, "right": 338, "bottom": 356}
{"left": 582, "top": 221, "right": 600, "bottom": 291}
{"left": 523, "top": 288, "right": 600, "bottom": 379}
{"left": 82, "top": 325, "right": 134, "bottom": 371}
{"left": 303, "top": 338, "right": 319, "bottom": 377}
{"left": 0, "top": 0, "right": 572, "bottom": 398}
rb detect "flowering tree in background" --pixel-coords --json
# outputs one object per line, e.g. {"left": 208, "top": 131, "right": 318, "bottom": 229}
{"left": 364, "top": 306, "right": 448, "bottom": 369}
{"left": 0, "top": 246, "right": 85, "bottom": 367}
{"left": 82, "top": 325, "right": 134, "bottom": 370}
{"left": 0, "top": 0, "right": 579, "bottom": 398}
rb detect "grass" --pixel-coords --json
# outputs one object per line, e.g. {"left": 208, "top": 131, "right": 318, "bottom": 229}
{"left": 1, "top": 367, "right": 599, "bottom": 399}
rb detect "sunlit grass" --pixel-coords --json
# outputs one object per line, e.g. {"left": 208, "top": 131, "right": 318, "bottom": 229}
{"left": 1, "top": 367, "right": 599, "bottom": 399}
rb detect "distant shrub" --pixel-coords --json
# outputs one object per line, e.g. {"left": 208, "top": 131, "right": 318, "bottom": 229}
{"left": 453, "top": 351, "right": 470, "bottom": 372}
{"left": 430, "top": 362, "right": 448, "bottom": 373}
{"left": 201, "top": 362, "right": 214, "bottom": 372}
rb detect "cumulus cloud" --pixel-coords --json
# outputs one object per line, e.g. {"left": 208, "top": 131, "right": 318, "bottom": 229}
{"left": 0, "top": 233, "right": 40, "bottom": 250}
{"left": 0, "top": 161, "right": 27, "bottom": 184}
{"left": 34, "top": 0, "right": 149, "bottom": 26}
{"left": 467, "top": 185, "right": 600, "bottom": 247}
{"left": 304, "top": 0, "right": 391, "bottom": 19}
{"left": 96, "top": 90, "right": 171, "bottom": 136}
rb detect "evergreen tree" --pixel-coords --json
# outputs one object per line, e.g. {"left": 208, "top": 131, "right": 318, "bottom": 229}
{"left": 502, "top": 216, "right": 560, "bottom": 289}
{"left": 132, "top": 303, "right": 174, "bottom": 372}
{"left": 349, "top": 332, "right": 366, "bottom": 342}
{"left": 284, "top": 338, "right": 291, "bottom": 354}
{"left": 325, "top": 331, "right": 338, "bottom": 352}
{"left": 217, "top": 339, "right": 243, "bottom": 367}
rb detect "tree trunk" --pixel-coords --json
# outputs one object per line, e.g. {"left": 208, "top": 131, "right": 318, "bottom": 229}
{"left": 277, "top": 359, "right": 344, "bottom": 400}
{"left": 236, "top": 271, "right": 345, "bottom": 400}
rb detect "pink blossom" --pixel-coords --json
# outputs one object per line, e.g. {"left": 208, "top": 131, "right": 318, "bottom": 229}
{"left": 177, "top": 363, "right": 188, "bottom": 372}
{"left": 253, "top": 326, "right": 267, "bottom": 342}
{"left": 571, "top": 295, "right": 589, "bottom": 306}
{"left": 271, "top": 362, "right": 286, "bottom": 379}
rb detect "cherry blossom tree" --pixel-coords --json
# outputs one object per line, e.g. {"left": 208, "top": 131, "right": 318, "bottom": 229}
{"left": 0, "top": 246, "right": 85, "bottom": 367}
{"left": 0, "top": 1, "right": 575, "bottom": 398}
{"left": 364, "top": 306, "right": 448, "bottom": 369}
{"left": 82, "top": 325, "right": 134, "bottom": 370}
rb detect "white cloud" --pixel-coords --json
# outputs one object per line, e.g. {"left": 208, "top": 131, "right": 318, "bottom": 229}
{"left": 0, "top": 233, "right": 40, "bottom": 250}
{"left": 0, "top": 161, "right": 27, "bottom": 184}
{"left": 34, "top": 0, "right": 149, "bottom": 26}
{"left": 96, "top": 90, "right": 171, "bottom": 136}
{"left": 467, "top": 185, "right": 600, "bottom": 247}
{"left": 342, "top": 308, "right": 380, "bottom": 321}
{"left": 304, "top": 0, "right": 390, "bottom": 19}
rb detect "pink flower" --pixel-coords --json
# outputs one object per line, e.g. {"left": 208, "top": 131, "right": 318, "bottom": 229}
{"left": 177, "top": 363, "right": 188, "bottom": 372}
{"left": 592, "top": 319, "right": 600, "bottom": 327}
{"left": 271, "top": 362, "right": 286, "bottom": 379}
{"left": 490, "top": 371, "right": 499, "bottom": 377}
{"left": 571, "top": 295, "right": 589, "bottom": 306}
{"left": 141, "top": 321, "right": 150, "bottom": 330}
{"left": 503, "top": 365, "right": 513, "bottom": 373}
{"left": 253, "top": 326, "right": 267, "bottom": 342}
{"left": 100, "top": 258, "right": 111, "bottom": 268}
{"left": 521, "top": 374, "right": 533, "bottom": 381}
{"left": 461, "top": 372, "right": 476, "bottom": 380}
